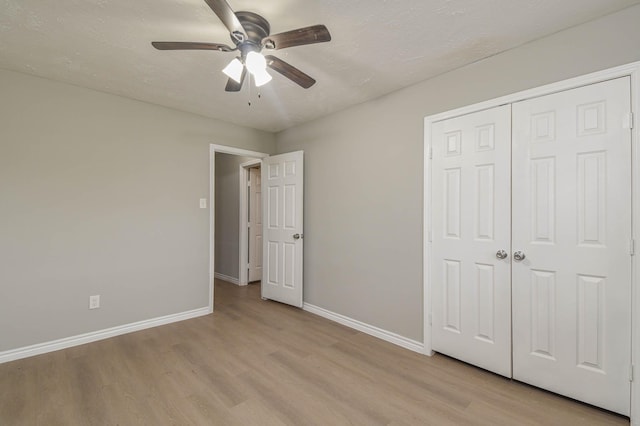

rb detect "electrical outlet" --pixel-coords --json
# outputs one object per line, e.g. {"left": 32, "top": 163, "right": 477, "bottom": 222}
{"left": 199, "top": 198, "right": 207, "bottom": 209}
{"left": 89, "top": 295, "right": 100, "bottom": 310}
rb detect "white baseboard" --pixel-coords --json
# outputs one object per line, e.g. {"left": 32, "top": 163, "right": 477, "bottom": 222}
{"left": 214, "top": 272, "right": 242, "bottom": 286}
{"left": 302, "top": 303, "right": 424, "bottom": 354}
{"left": 0, "top": 307, "right": 210, "bottom": 364}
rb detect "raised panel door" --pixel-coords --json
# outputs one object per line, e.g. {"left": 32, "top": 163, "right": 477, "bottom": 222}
{"left": 261, "top": 151, "right": 304, "bottom": 307}
{"left": 248, "top": 167, "right": 263, "bottom": 282}
{"left": 511, "top": 77, "right": 632, "bottom": 415}
{"left": 431, "top": 104, "right": 512, "bottom": 377}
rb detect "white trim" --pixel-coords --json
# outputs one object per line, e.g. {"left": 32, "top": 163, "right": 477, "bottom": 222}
{"left": 209, "top": 144, "right": 268, "bottom": 313}
{"left": 214, "top": 272, "right": 242, "bottom": 286}
{"left": 630, "top": 64, "right": 640, "bottom": 426}
{"left": 423, "top": 120, "right": 434, "bottom": 356}
{"left": 303, "top": 303, "right": 424, "bottom": 354}
{"left": 423, "top": 60, "right": 640, "bottom": 421}
{"left": 209, "top": 147, "right": 215, "bottom": 313}
{"left": 0, "top": 307, "right": 209, "bottom": 364}
{"left": 239, "top": 159, "right": 262, "bottom": 286}
{"left": 210, "top": 144, "right": 269, "bottom": 158}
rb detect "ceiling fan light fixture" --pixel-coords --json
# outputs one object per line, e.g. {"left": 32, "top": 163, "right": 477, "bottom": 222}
{"left": 245, "top": 51, "right": 267, "bottom": 75}
{"left": 222, "top": 57, "right": 244, "bottom": 83}
{"left": 253, "top": 69, "right": 272, "bottom": 87}
{"left": 152, "top": 1, "right": 332, "bottom": 92}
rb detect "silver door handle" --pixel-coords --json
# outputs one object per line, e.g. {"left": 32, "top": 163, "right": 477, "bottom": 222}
{"left": 513, "top": 251, "right": 526, "bottom": 261}
{"left": 496, "top": 250, "right": 508, "bottom": 259}
{"left": 293, "top": 233, "right": 302, "bottom": 240}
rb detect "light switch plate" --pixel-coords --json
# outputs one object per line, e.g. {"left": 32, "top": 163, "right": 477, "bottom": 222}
{"left": 199, "top": 198, "right": 207, "bottom": 209}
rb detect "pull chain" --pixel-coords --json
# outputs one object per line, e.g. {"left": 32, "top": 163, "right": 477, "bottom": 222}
{"left": 246, "top": 75, "right": 262, "bottom": 106}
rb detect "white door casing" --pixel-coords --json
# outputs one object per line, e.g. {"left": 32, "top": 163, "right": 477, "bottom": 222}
{"left": 431, "top": 104, "right": 513, "bottom": 377}
{"left": 511, "top": 77, "right": 632, "bottom": 415}
{"left": 248, "top": 167, "right": 262, "bottom": 282}
{"left": 262, "top": 151, "right": 304, "bottom": 307}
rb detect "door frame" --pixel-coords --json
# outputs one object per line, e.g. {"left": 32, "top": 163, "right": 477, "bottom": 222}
{"left": 238, "top": 158, "right": 262, "bottom": 286}
{"left": 209, "top": 144, "right": 268, "bottom": 311}
{"left": 423, "top": 61, "right": 640, "bottom": 421}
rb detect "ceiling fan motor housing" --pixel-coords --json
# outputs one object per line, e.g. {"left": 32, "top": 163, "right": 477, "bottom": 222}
{"left": 233, "top": 12, "right": 270, "bottom": 45}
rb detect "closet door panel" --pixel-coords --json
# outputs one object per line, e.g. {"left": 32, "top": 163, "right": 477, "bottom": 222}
{"left": 511, "top": 77, "right": 632, "bottom": 415}
{"left": 431, "top": 105, "right": 512, "bottom": 377}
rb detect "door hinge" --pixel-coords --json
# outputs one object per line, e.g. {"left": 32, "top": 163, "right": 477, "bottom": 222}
{"left": 429, "top": 147, "right": 433, "bottom": 160}
{"left": 630, "top": 239, "right": 635, "bottom": 256}
{"left": 429, "top": 313, "right": 432, "bottom": 326}
{"left": 427, "top": 230, "right": 432, "bottom": 242}
{"left": 630, "top": 365, "right": 634, "bottom": 382}
{"left": 623, "top": 112, "right": 634, "bottom": 129}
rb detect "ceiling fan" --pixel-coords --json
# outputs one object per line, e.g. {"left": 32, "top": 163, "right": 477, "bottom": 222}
{"left": 151, "top": 0, "right": 331, "bottom": 91}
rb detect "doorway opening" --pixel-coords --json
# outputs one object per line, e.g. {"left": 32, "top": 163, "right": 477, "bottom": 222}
{"left": 210, "top": 145, "right": 306, "bottom": 310}
{"left": 209, "top": 144, "right": 267, "bottom": 311}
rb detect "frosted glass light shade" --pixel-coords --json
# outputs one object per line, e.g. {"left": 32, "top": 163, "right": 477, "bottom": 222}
{"left": 245, "top": 51, "right": 267, "bottom": 75}
{"left": 222, "top": 58, "right": 244, "bottom": 83}
{"left": 253, "top": 69, "right": 272, "bottom": 87}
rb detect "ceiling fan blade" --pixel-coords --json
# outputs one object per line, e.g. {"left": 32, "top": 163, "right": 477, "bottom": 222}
{"left": 265, "top": 55, "right": 316, "bottom": 89}
{"left": 204, "top": 0, "right": 247, "bottom": 41}
{"left": 225, "top": 68, "right": 246, "bottom": 92}
{"left": 262, "top": 25, "right": 331, "bottom": 50}
{"left": 151, "top": 41, "right": 234, "bottom": 52}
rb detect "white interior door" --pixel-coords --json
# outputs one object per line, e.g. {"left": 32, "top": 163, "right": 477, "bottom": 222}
{"left": 431, "top": 104, "right": 512, "bottom": 377}
{"left": 248, "top": 167, "right": 262, "bottom": 282}
{"left": 262, "top": 151, "right": 304, "bottom": 307}
{"left": 512, "top": 77, "right": 632, "bottom": 415}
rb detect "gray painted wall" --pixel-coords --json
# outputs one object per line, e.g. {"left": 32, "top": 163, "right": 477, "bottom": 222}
{"left": 0, "top": 69, "right": 275, "bottom": 352}
{"left": 3, "top": 4, "right": 640, "bottom": 355}
{"left": 214, "top": 153, "right": 254, "bottom": 280}
{"left": 275, "top": 5, "right": 640, "bottom": 342}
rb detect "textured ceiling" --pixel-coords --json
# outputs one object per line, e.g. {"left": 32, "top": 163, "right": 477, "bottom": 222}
{"left": 1, "top": 0, "right": 639, "bottom": 132}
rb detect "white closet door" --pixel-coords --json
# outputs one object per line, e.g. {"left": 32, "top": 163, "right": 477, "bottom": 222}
{"left": 512, "top": 77, "right": 632, "bottom": 415}
{"left": 431, "top": 105, "right": 512, "bottom": 377}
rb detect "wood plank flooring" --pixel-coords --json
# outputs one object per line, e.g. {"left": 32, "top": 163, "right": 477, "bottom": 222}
{"left": 0, "top": 279, "right": 629, "bottom": 425}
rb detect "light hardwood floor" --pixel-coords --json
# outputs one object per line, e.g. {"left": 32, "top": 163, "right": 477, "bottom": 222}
{"left": 0, "top": 279, "right": 629, "bottom": 425}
